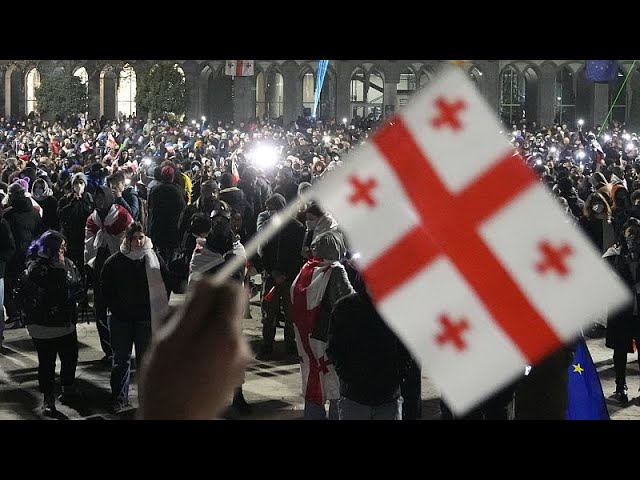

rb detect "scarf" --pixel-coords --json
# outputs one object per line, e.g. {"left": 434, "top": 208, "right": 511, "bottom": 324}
{"left": 85, "top": 204, "right": 132, "bottom": 268}
{"left": 119, "top": 236, "right": 168, "bottom": 332}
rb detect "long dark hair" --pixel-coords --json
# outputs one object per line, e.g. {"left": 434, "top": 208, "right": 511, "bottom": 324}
{"left": 28, "top": 230, "right": 66, "bottom": 260}
{"left": 123, "top": 222, "right": 145, "bottom": 253}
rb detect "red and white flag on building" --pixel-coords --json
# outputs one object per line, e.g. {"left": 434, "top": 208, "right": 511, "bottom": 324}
{"left": 225, "top": 60, "right": 254, "bottom": 77}
{"left": 310, "top": 66, "right": 631, "bottom": 414}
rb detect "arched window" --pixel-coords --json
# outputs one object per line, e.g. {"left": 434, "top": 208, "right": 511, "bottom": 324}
{"left": 609, "top": 67, "right": 628, "bottom": 125}
{"left": 117, "top": 63, "right": 136, "bottom": 119}
{"left": 397, "top": 68, "right": 417, "bottom": 107}
{"left": 555, "top": 67, "right": 575, "bottom": 126}
{"left": 256, "top": 71, "right": 265, "bottom": 119}
{"left": 419, "top": 70, "right": 432, "bottom": 89}
{"left": 26, "top": 68, "right": 40, "bottom": 114}
{"left": 302, "top": 71, "right": 315, "bottom": 114}
{"left": 500, "top": 67, "right": 525, "bottom": 126}
{"left": 266, "top": 70, "right": 284, "bottom": 120}
{"left": 350, "top": 68, "right": 384, "bottom": 121}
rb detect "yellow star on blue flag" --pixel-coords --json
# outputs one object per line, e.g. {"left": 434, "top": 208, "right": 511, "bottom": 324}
{"left": 573, "top": 363, "right": 584, "bottom": 374}
{"left": 566, "top": 339, "right": 609, "bottom": 420}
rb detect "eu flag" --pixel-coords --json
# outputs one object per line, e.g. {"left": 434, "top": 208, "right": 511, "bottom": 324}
{"left": 585, "top": 60, "right": 619, "bottom": 83}
{"left": 565, "top": 338, "right": 609, "bottom": 420}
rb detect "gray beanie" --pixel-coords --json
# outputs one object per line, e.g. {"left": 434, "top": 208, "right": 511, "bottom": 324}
{"left": 71, "top": 172, "right": 87, "bottom": 185}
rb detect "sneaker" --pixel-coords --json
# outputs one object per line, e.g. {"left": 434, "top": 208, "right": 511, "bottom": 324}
{"left": 42, "top": 394, "right": 57, "bottom": 417}
{"left": 612, "top": 391, "right": 629, "bottom": 404}
{"left": 4, "top": 319, "right": 23, "bottom": 330}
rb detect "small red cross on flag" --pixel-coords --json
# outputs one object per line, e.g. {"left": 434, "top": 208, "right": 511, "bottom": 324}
{"left": 310, "top": 66, "right": 631, "bottom": 415}
{"left": 225, "top": 60, "right": 255, "bottom": 77}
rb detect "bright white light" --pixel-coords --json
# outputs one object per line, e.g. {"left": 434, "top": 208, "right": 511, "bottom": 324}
{"left": 604, "top": 134, "right": 611, "bottom": 142}
{"left": 249, "top": 145, "right": 278, "bottom": 169}
{"left": 351, "top": 252, "right": 361, "bottom": 260}
{"left": 183, "top": 128, "right": 188, "bottom": 134}
{"left": 550, "top": 147, "right": 557, "bottom": 153}
{"left": 192, "top": 120, "right": 196, "bottom": 125}
{"left": 143, "top": 157, "right": 153, "bottom": 166}
{"left": 623, "top": 133, "right": 631, "bottom": 140}
{"left": 578, "top": 119, "right": 584, "bottom": 126}
{"left": 323, "top": 135, "right": 331, "bottom": 143}
{"left": 512, "top": 131, "right": 518, "bottom": 136}
{"left": 577, "top": 151, "right": 586, "bottom": 159}
{"left": 536, "top": 159, "right": 542, "bottom": 165}
{"left": 125, "top": 178, "right": 131, "bottom": 186}
{"left": 557, "top": 97, "right": 562, "bottom": 101}
{"left": 125, "top": 123, "right": 130, "bottom": 129}
{"left": 196, "top": 123, "right": 200, "bottom": 128}
{"left": 342, "top": 117, "right": 347, "bottom": 124}
{"left": 201, "top": 116, "right": 206, "bottom": 122}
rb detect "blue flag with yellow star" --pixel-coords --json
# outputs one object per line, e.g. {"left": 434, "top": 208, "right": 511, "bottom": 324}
{"left": 566, "top": 338, "right": 609, "bottom": 420}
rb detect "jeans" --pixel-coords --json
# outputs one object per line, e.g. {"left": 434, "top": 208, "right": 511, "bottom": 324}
{"left": 303, "top": 399, "right": 339, "bottom": 420}
{"left": 109, "top": 315, "right": 152, "bottom": 405}
{"left": 338, "top": 396, "right": 403, "bottom": 420}
{"left": 32, "top": 332, "right": 78, "bottom": 396}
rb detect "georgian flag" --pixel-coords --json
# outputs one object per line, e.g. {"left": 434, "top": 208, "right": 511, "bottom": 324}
{"left": 225, "top": 60, "right": 254, "bottom": 77}
{"left": 309, "top": 66, "right": 631, "bottom": 415}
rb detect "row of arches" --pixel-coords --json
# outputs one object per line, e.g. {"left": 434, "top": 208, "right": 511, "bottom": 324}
{"left": 499, "top": 63, "right": 639, "bottom": 127}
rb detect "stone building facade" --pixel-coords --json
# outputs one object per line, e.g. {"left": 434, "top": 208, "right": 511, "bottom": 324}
{"left": 2, "top": 60, "right": 640, "bottom": 129}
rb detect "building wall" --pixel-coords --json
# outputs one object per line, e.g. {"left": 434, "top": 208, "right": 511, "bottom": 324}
{"left": 2, "top": 60, "right": 638, "bottom": 130}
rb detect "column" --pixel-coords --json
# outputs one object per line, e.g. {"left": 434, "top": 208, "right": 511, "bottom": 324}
{"left": 592, "top": 83, "right": 609, "bottom": 127}
{"left": 282, "top": 61, "right": 301, "bottom": 126}
{"left": 0, "top": 63, "right": 5, "bottom": 120}
{"left": 382, "top": 63, "right": 399, "bottom": 119}
{"left": 233, "top": 75, "right": 255, "bottom": 123}
{"left": 335, "top": 61, "right": 352, "bottom": 123}
{"left": 537, "top": 63, "right": 556, "bottom": 127}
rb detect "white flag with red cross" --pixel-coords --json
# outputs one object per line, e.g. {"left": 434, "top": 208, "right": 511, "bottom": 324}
{"left": 225, "top": 60, "right": 254, "bottom": 77}
{"left": 310, "top": 66, "right": 631, "bottom": 415}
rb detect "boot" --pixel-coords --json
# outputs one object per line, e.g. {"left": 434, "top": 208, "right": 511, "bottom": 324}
{"left": 232, "top": 387, "right": 251, "bottom": 415}
{"left": 42, "top": 394, "right": 57, "bottom": 417}
{"left": 613, "top": 380, "right": 629, "bottom": 404}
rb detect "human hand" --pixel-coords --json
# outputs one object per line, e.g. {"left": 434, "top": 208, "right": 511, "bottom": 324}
{"left": 137, "top": 279, "right": 252, "bottom": 420}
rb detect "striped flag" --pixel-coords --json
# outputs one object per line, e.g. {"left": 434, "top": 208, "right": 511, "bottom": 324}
{"left": 225, "top": 60, "right": 254, "bottom": 77}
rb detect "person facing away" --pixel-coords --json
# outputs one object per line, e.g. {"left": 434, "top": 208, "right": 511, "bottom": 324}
{"left": 326, "top": 261, "right": 411, "bottom": 420}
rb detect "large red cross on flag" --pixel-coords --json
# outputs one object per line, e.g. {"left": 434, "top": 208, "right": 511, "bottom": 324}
{"left": 310, "top": 66, "right": 631, "bottom": 414}
{"left": 225, "top": 60, "right": 254, "bottom": 77}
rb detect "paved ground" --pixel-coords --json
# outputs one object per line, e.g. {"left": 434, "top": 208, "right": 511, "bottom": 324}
{"left": 1, "top": 290, "right": 640, "bottom": 420}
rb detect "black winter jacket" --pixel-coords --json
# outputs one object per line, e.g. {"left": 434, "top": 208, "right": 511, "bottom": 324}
{"left": 4, "top": 195, "right": 43, "bottom": 275}
{"left": 148, "top": 182, "right": 186, "bottom": 249}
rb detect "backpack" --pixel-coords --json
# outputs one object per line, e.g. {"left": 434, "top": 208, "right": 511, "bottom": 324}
{"left": 13, "top": 263, "right": 43, "bottom": 322}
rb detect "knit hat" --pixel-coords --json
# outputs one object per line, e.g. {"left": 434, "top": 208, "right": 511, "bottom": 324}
{"left": 9, "top": 178, "right": 28, "bottom": 195}
{"left": 160, "top": 165, "right": 175, "bottom": 183}
{"left": 71, "top": 172, "right": 87, "bottom": 185}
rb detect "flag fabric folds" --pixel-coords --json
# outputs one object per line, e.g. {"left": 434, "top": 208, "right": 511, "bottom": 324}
{"left": 585, "top": 60, "right": 619, "bottom": 83}
{"left": 566, "top": 338, "right": 609, "bottom": 420}
{"left": 225, "top": 60, "right": 254, "bottom": 77}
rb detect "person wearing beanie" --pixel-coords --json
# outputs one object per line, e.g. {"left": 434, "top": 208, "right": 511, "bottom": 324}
{"left": 58, "top": 172, "right": 94, "bottom": 288}
{"left": 219, "top": 172, "right": 254, "bottom": 243}
{"left": 148, "top": 163, "right": 186, "bottom": 264}
{"left": 85, "top": 186, "right": 134, "bottom": 364}
{"left": 3, "top": 178, "right": 44, "bottom": 328}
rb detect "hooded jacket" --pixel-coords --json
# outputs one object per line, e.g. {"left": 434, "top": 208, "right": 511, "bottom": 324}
{"left": 3, "top": 193, "right": 43, "bottom": 274}
{"left": 32, "top": 178, "right": 59, "bottom": 231}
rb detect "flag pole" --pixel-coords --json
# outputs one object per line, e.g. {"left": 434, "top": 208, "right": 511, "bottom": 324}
{"left": 597, "top": 60, "right": 636, "bottom": 137}
{"left": 209, "top": 189, "right": 314, "bottom": 286}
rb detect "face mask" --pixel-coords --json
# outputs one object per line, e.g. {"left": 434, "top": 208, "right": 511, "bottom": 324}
{"left": 306, "top": 220, "right": 317, "bottom": 230}
{"left": 73, "top": 183, "right": 85, "bottom": 194}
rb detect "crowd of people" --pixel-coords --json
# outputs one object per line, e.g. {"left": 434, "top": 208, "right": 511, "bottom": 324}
{"left": 0, "top": 106, "right": 638, "bottom": 420}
